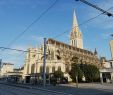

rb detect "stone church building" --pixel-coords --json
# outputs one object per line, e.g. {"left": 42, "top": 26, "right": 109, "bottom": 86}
{"left": 23, "top": 11, "right": 100, "bottom": 83}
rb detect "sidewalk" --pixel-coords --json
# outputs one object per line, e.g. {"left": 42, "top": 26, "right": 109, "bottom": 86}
{"left": 60, "top": 83, "right": 113, "bottom": 92}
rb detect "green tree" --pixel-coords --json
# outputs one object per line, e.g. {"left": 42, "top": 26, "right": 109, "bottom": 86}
{"left": 83, "top": 64, "right": 99, "bottom": 82}
{"left": 53, "top": 70, "right": 64, "bottom": 79}
{"left": 51, "top": 70, "right": 64, "bottom": 85}
{"left": 69, "top": 57, "right": 83, "bottom": 82}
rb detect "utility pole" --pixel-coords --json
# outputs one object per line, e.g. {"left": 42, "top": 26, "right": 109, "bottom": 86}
{"left": 0, "top": 59, "right": 2, "bottom": 78}
{"left": 0, "top": 59, "right": 2, "bottom": 71}
{"left": 43, "top": 38, "right": 46, "bottom": 87}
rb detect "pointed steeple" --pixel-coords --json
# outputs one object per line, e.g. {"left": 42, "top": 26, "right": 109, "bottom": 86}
{"left": 72, "top": 10, "right": 79, "bottom": 32}
{"left": 94, "top": 48, "right": 97, "bottom": 55}
{"left": 70, "top": 10, "right": 83, "bottom": 49}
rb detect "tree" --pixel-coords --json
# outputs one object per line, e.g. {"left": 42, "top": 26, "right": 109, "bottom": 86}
{"left": 53, "top": 70, "right": 64, "bottom": 79}
{"left": 69, "top": 56, "right": 83, "bottom": 82}
{"left": 51, "top": 70, "right": 64, "bottom": 85}
{"left": 83, "top": 64, "right": 100, "bottom": 82}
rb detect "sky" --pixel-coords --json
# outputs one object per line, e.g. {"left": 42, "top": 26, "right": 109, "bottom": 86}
{"left": 0, "top": 0, "right": 113, "bottom": 68}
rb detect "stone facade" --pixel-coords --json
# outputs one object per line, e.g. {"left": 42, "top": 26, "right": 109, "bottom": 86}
{"left": 22, "top": 10, "right": 100, "bottom": 82}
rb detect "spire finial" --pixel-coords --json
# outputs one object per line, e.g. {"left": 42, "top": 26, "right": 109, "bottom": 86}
{"left": 94, "top": 48, "right": 97, "bottom": 55}
{"left": 73, "top": 10, "right": 79, "bottom": 32}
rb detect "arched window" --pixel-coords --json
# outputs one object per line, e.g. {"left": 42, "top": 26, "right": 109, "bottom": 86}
{"left": 27, "top": 64, "right": 29, "bottom": 74}
{"left": 65, "top": 64, "right": 70, "bottom": 73}
{"left": 31, "top": 64, "right": 35, "bottom": 74}
{"left": 52, "top": 66, "right": 55, "bottom": 73}
{"left": 46, "top": 66, "right": 49, "bottom": 74}
{"left": 58, "top": 66, "right": 61, "bottom": 71}
{"left": 72, "top": 40, "right": 73, "bottom": 45}
{"left": 40, "top": 66, "right": 43, "bottom": 74}
{"left": 51, "top": 50, "right": 54, "bottom": 60}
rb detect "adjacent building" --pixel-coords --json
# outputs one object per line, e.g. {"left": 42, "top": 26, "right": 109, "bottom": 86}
{"left": 0, "top": 62, "right": 23, "bottom": 83}
{"left": 100, "top": 57, "right": 113, "bottom": 83}
{"left": 110, "top": 40, "right": 113, "bottom": 59}
{"left": 0, "top": 63, "right": 14, "bottom": 77}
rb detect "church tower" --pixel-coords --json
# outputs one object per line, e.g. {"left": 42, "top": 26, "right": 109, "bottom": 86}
{"left": 70, "top": 10, "right": 83, "bottom": 49}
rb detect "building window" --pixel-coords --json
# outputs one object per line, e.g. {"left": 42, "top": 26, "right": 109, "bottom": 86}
{"left": 65, "top": 64, "right": 70, "bottom": 73}
{"left": 52, "top": 66, "right": 55, "bottom": 73}
{"left": 72, "top": 40, "right": 73, "bottom": 46}
{"left": 46, "top": 66, "right": 49, "bottom": 74}
{"left": 31, "top": 64, "right": 35, "bottom": 74}
{"left": 27, "top": 64, "right": 29, "bottom": 74}
{"left": 51, "top": 51, "right": 54, "bottom": 60}
{"left": 110, "top": 62, "right": 112, "bottom": 68}
{"left": 40, "top": 66, "right": 43, "bottom": 74}
{"left": 58, "top": 66, "right": 61, "bottom": 71}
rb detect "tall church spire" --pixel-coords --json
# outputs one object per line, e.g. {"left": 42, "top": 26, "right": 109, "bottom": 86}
{"left": 72, "top": 10, "right": 79, "bottom": 33}
{"left": 70, "top": 10, "right": 83, "bottom": 49}
{"left": 73, "top": 10, "right": 78, "bottom": 28}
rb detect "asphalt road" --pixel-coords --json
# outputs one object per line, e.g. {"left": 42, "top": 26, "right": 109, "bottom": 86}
{"left": 0, "top": 83, "right": 113, "bottom": 95}
{"left": 0, "top": 84, "right": 71, "bottom": 95}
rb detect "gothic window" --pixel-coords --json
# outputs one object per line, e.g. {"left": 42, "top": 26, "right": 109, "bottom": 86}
{"left": 51, "top": 50, "right": 54, "bottom": 60}
{"left": 72, "top": 40, "right": 73, "bottom": 45}
{"left": 31, "top": 64, "right": 35, "bottom": 74}
{"left": 52, "top": 66, "right": 55, "bottom": 73}
{"left": 32, "top": 54, "right": 36, "bottom": 58}
{"left": 27, "top": 64, "right": 29, "bottom": 74}
{"left": 65, "top": 64, "right": 70, "bottom": 73}
{"left": 40, "top": 66, "right": 43, "bottom": 74}
{"left": 110, "top": 62, "right": 113, "bottom": 68}
{"left": 75, "top": 40, "right": 77, "bottom": 47}
{"left": 58, "top": 66, "right": 61, "bottom": 71}
{"left": 46, "top": 66, "right": 49, "bottom": 74}
{"left": 56, "top": 55, "right": 61, "bottom": 60}
{"left": 57, "top": 50, "right": 60, "bottom": 55}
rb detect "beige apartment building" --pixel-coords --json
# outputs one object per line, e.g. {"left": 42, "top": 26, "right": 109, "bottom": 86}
{"left": 0, "top": 63, "right": 14, "bottom": 77}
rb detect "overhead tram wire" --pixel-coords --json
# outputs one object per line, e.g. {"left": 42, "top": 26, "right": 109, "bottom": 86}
{"left": 0, "top": 47, "right": 27, "bottom": 52}
{"left": 76, "top": 0, "right": 113, "bottom": 17}
{"left": 1, "top": 7, "right": 112, "bottom": 54}
{"left": 0, "top": 46, "right": 41, "bottom": 54}
{"left": 1, "top": 4, "right": 113, "bottom": 56}
{"left": 0, "top": 0, "right": 58, "bottom": 60}
{"left": 54, "top": 7, "right": 113, "bottom": 39}
{"left": 1, "top": 0, "right": 58, "bottom": 51}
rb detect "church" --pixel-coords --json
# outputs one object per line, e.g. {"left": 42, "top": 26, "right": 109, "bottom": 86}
{"left": 22, "top": 10, "right": 100, "bottom": 83}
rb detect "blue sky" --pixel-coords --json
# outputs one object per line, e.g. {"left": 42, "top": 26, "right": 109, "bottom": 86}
{"left": 0, "top": 0, "right": 113, "bottom": 68}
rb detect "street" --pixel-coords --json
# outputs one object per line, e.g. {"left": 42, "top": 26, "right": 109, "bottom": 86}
{"left": 0, "top": 84, "right": 71, "bottom": 95}
{"left": 0, "top": 83, "right": 113, "bottom": 95}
